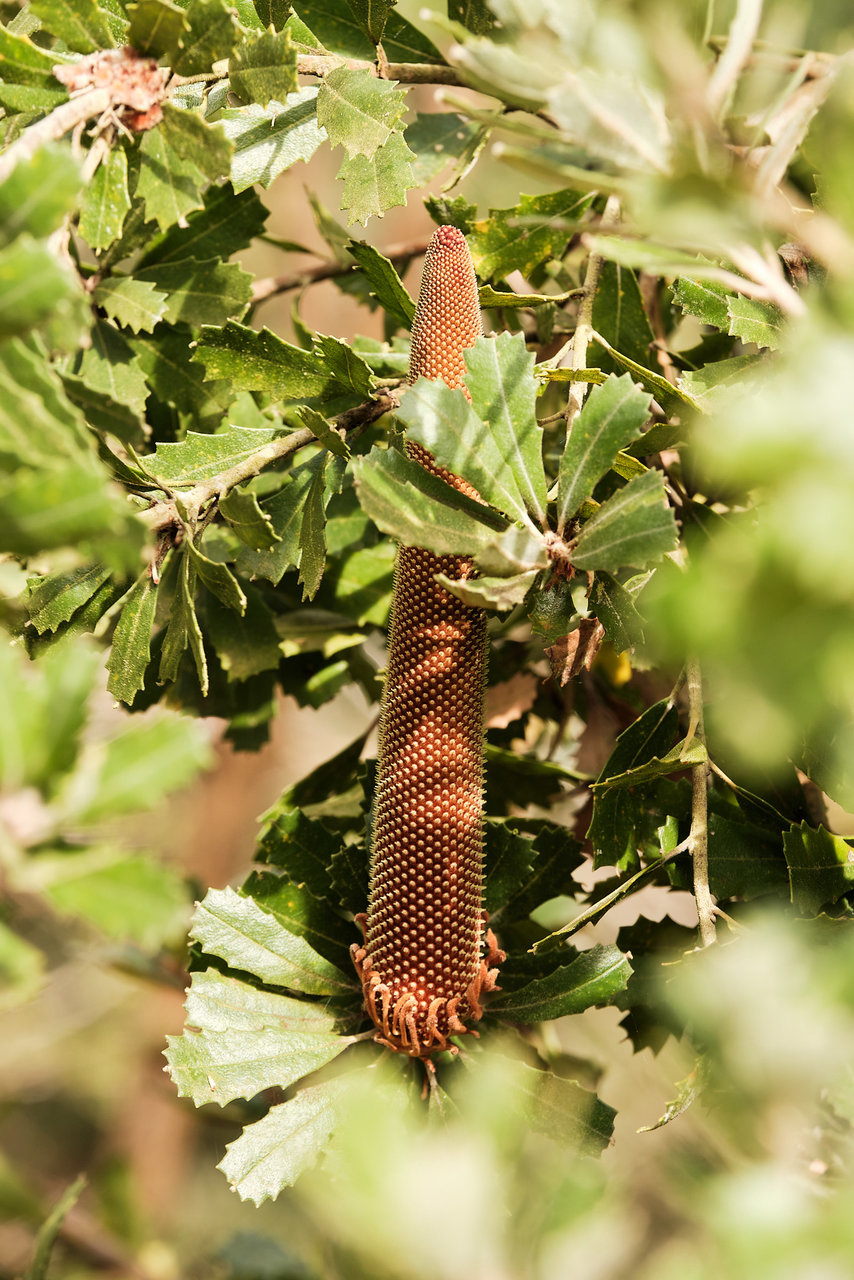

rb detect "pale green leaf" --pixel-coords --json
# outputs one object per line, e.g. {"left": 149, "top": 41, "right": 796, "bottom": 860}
{"left": 190, "top": 886, "right": 355, "bottom": 995}
{"left": 398, "top": 378, "right": 535, "bottom": 528}
{"left": 464, "top": 331, "right": 547, "bottom": 526}
{"left": 218, "top": 1078, "right": 348, "bottom": 1204}
{"left": 166, "top": 969, "right": 352, "bottom": 1107}
{"left": 106, "top": 573, "right": 158, "bottom": 705}
{"left": 337, "top": 128, "right": 416, "bottom": 225}
{"left": 230, "top": 28, "right": 298, "bottom": 107}
{"left": 572, "top": 469, "right": 677, "bottom": 572}
{"left": 92, "top": 276, "right": 168, "bottom": 333}
{"left": 317, "top": 66, "right": 407, "bottom": 160}
{"left": 0, "top": 144, "right": 81, "bottom": 248}
{"left": 490, "top": 943, "right": 632, "bottom": 1020}
{"left": 557, "top": 374, "right": 651, "bottom": 531}
{"left": 351, "top": 445, "right": 505, "bottom": 556}
{"left": 346, "top": 238, "right": 415, "bottom": 329}
{"left": 218, "top": 487, "right": 281, "bottom": 550}
{"left": 27, "top": 565, "right": 112, "bottom": 635}
{"left": 219, "top": 87, "right": 326, "bottom": 194}
{"left": 79, "top": 147, "right": 131, "bottom": 252}
{"left": 187, "top": 538, "right": 247, "bottom": 612}
{"left": 145, "top": 426, "right": 282, "bottom": 486}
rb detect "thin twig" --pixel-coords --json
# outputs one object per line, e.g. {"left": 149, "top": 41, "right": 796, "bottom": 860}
{"left": 296, "top": 54, "right": 463, "bottom": 84}
{"left": 141, "top": 391, "right": 399, "bottom": 533}
{"left": 685, "top": 656, "right": 716, "bottom": 947}
{"left": 251, "top": 239, "right": 429, "bottom": 304}
{"left": 564, "top": 193, "right": 622, "bottom": 426}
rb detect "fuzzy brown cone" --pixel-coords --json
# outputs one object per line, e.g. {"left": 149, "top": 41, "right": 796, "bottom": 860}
{"left": 351, "top": 226, "right": 503, "bottom": 1059}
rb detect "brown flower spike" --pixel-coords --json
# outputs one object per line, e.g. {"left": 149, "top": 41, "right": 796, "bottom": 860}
{"left": 351, "top": 226, "right": 504, "bottom": 1059}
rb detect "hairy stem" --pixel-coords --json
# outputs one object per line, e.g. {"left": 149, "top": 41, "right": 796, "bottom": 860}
{"left": 564, "top": 193, "right": 622, "bottom": 425}
{"left": 686, "top": 656, "right": 716, "bottom": 947}
{"left": 252, "top": 239, "right": 429, "bottom": 304}
{"left": 139, "top": 391, "right": 398, "bottom": 532}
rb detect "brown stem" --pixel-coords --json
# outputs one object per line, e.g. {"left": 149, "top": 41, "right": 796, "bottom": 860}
{"left": 686, "top": 656, "right": 716, "bottom": 947}
{"left": 296, "top": 54, "right": 463, "bottom": 84}
{"left": 251, "top": 239, "right": 429, "bottom": 304}
{"left": 140, "top": 391, "right": 398, "bottom": 533}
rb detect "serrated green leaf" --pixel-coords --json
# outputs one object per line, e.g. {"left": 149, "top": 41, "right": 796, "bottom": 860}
{"left": 405, "top": 110, "right": 479, "bottom": 185}
{"left": 707, "top": 811, "right": 789, "bottom": 901}
{"left": 435, "top": 569, "right": 539, "bottom": 610}
{"left": 352, "top": 445, "right": 505, "bottom": 556}
{"left": 558, "top": 374, "right": 652, "bottom": 531}
{"left": 233, "top": 458, "right": 318, "bottom": 584}
{"left": 592, "top": 261, "right": 656, "bottom": 376}
{"left": 475, "top": 526, "right": 547, "bottom": 577}
{"left": 312, "top": 333, "right": 374, "bottom": 398}
{"left": 194, "top": 321, "right": 343, "bottom": 399}
{"left": 0, "top": 145, "right": 80, "bottom": 249}
{"left": 245, "top": 869, "right": 354, "bottom": 969}
{"left": 298, "top": 456, "right": 328, "bottom": 600}
{"left": 138, "top": 127, "right": 206, "bottom": 231}
{"left": 219, "top": 1077, "right": 348, "bottom": 1204}
{"left": 345, "top": 0, "right": 396, "bottom": 43}
{"left": 203, "top": 585, "right": 282, "bottom": 681}
{"left": 587, "top": 700, "right": 679, "bottom": 868}
{"left": 230, "top": 28, "right": 298, "bottom": 108}
{"left": 159, "top": 550, "right": 195, "bottom": 685}
{"left": 145, "top": 425, "right": 282, "bottom": 486}
{"left": 0, "top": 337, "right": 92, "bottom": 468}
{"left": 509, "top": 1062, "right": 615, "bottom": 1155}
{"left": 590, "top": 572, "right": 645, "bottom": 650}
{"left": 317, "top": 66, "right": 407, "bottom": 160}
{"left": 219, "top": 487, "right": 281, "bottom": 550}
{"left": 337, "top": 128, "right": 416, "bottom": 225}
{"left": 257, "top": 810, "right": 340, "bottom": 896}
{"left": 93, "top": 276, "right": 168, "bottom": 333}
{"left": 159, "top": 101, "right": 233, "bottom": 183}
{"left": 187, "top": 538, "right": 247, "bottom": 612}
{"left": 726, "top": 295, "right": 783, "bottom": 350}
{"left": 73, "top": 315, "right": 149, "bottom": 415}
{"left": 329, "top": 540, "right": 393, "bottom": 625}
{"left": 678, "top": 353, "right": 762, "bottom": 411}
{"left": 219, "top": 87, "right": 326, "bottom": 194}
{"left": 0, "top": 642, "right": 97, "bottom": 791}
{"left": 134, "top": 258, "right": 251, "bottom": 327}
{"left": 398, "top": 376, "right": 536, "bottom": 528}
{"left": 254, "top": 0, "right": 290, "bottom": 28}
{"left": 784, "top": 822, "right": 854, "bottom": 916}
{"left": 0, "top": 81, "right": 66, "bottom": 114}
{"left": 0, "top": 235, "right": 80, "bottom": 340}
{"left": 483, "top": 821, "right": 535, "bottom": 917}
{"left": 469, "top": 188, "right": 595, "bottom": 282}
{"left": 190, "top": 886, "right": 354, "bottom": 994}
{"left": 126, "top": 0, "right": 188, "bottom": 60}
{"left": 297, "top": 406, "right": 351, "bottom": 458}
{"left": 592, "top": 331, "right": 699, "bottom": 418}
{"left": 26, "top": 565, "right": 112, "bottom": 635}
{"left": 491, "top": 943, "right": 632, "bottom": 1021}
{"left": 126, "top": 326, "right": 233, "bottom": 428}
{"left": 0, "top": 466, "right": 123, "bottom": 558}
{"left": 448, "top": 0, "right": 494, "bottom": 33}
{"left": 106, "top": 573, "right": 158, "bottom": 705}
{"left": 464, "top": 331, "right": 547, "bottom": 526}
{"left": 591, "top": 737, "right": 706, "bottom": 790}
{"left": 30, "top": 0, "right": 121, "bottom": 52}
{"left": 166, "top": 969, "right": 352, "bottom": 1108}
{"left": 79, "top": 146, "right": 131, "bottom": 252}
{"left": 572, "top": 469, "right": 677, "bottom": 573}
{"left": 345, "top": 238, "right": 414, "bottom": 329}
{"left": 671, "top": 274, "right": 732, "bottom": 329}
{"left": 74, "top": 714, "right": 212, "bottom": 823}
{"left": 138, "top": 183, "right": 268, "bottom": 267}
{"left": 172, "top": 0, "right": 239, "bottom": 75}
{"left": 0, "top": 24, "right": 61, "bottom": 84}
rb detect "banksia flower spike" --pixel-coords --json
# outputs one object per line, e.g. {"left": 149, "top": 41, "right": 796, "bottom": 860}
{"left": 351, "top": 226, "right": 504, "bottom": 1060}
